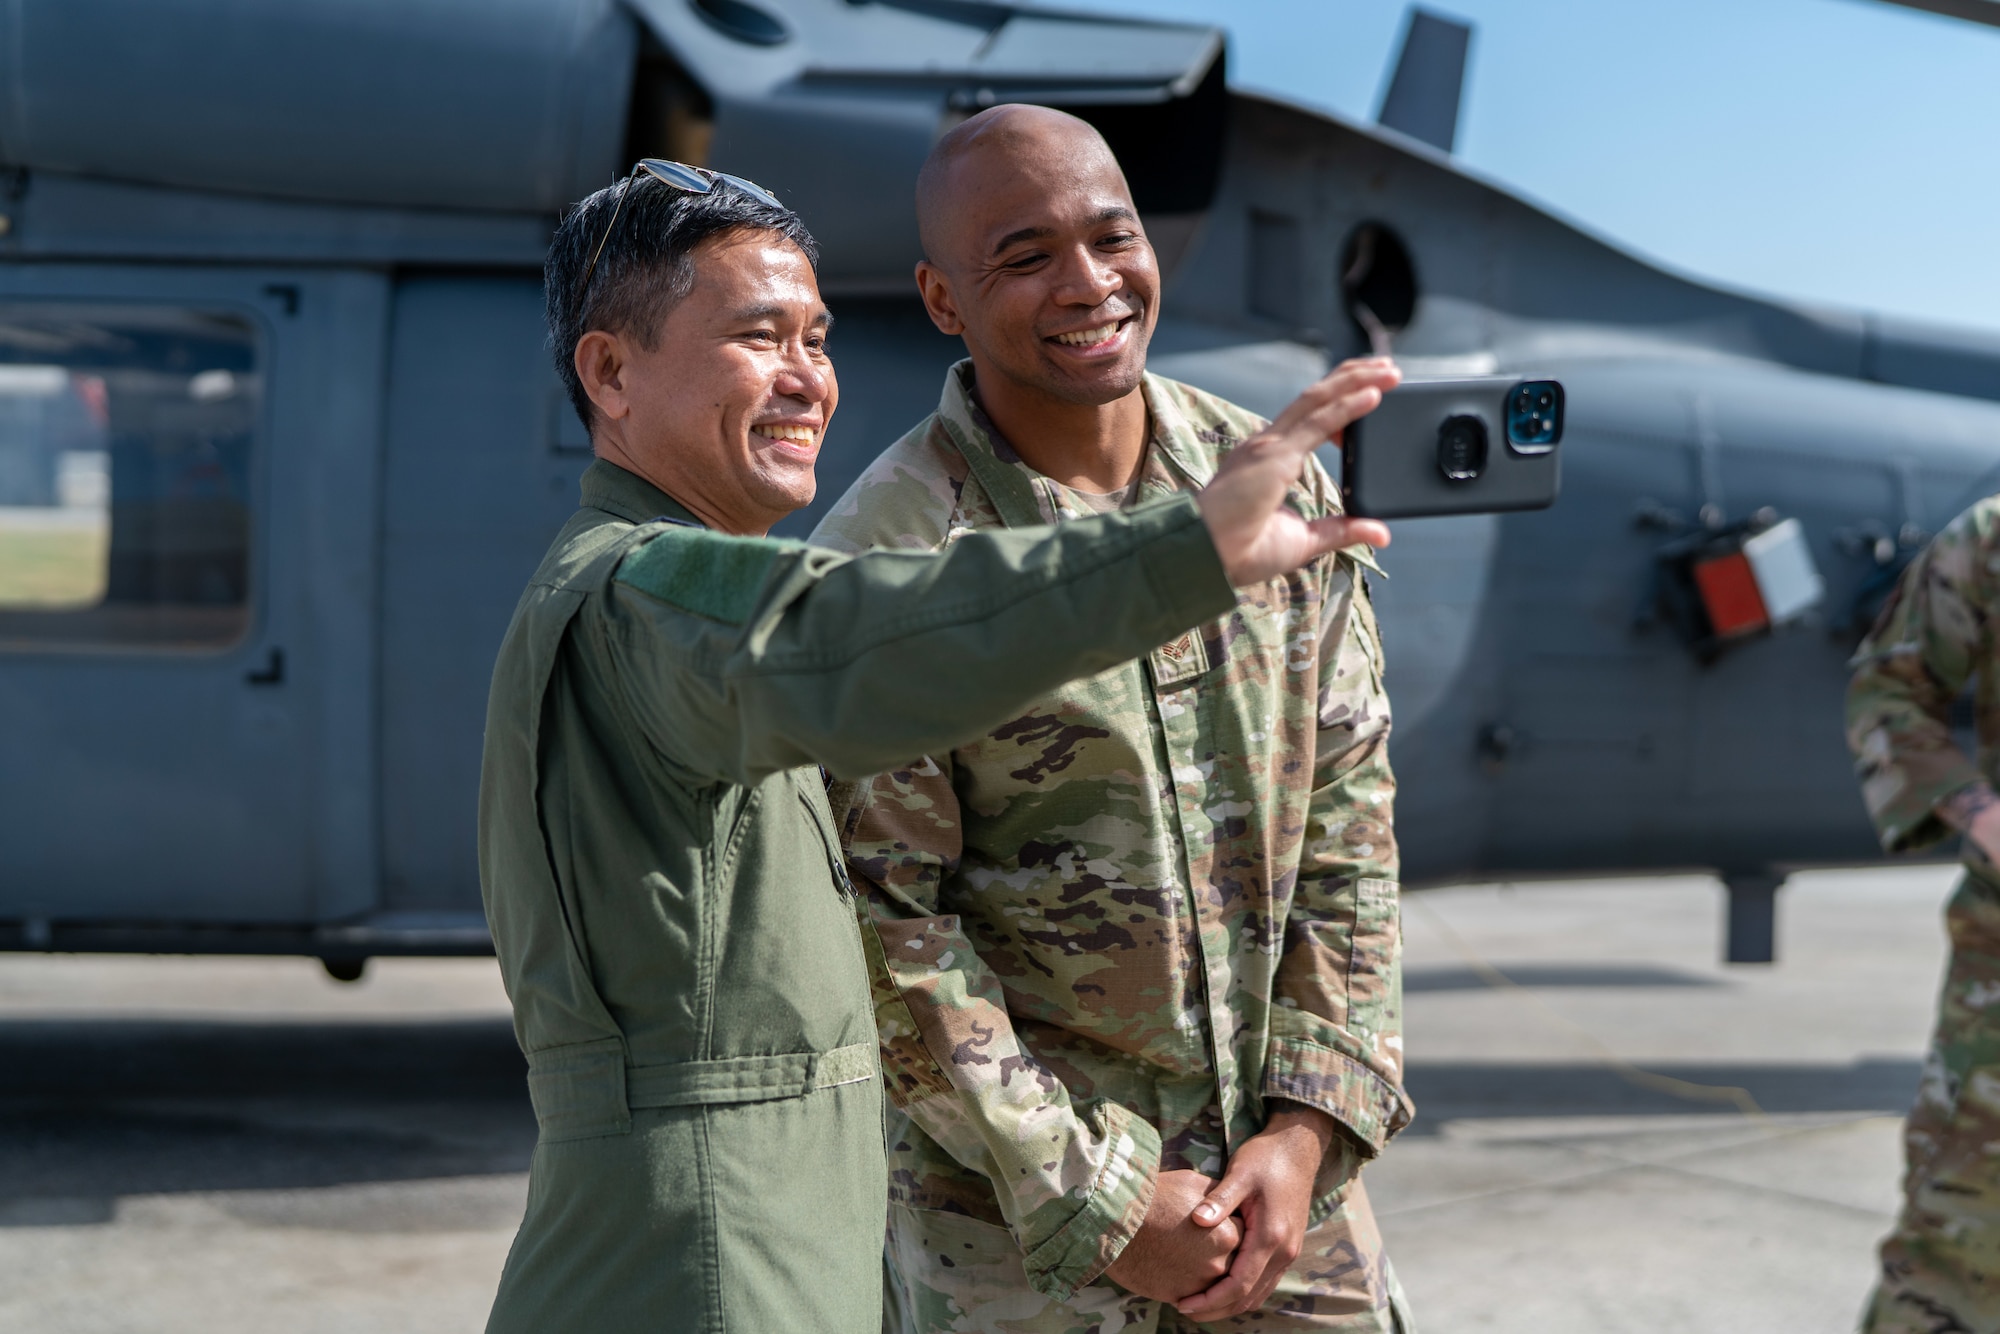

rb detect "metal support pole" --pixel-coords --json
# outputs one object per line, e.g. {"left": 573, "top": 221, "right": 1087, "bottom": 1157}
{"left": 1721, "top": 870, "right": 1786, "bottom": 964}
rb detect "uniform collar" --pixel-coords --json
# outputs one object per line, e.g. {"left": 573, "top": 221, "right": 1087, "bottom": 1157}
{"left": 579, "top": 459, "right": 705, "bottom": 529}
{"left": 933, "top": 359, "right": 1210, "bottom": 529}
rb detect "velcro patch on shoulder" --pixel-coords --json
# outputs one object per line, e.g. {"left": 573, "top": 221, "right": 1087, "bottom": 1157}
{"left": 614, "top": 527, "right": 790, "bottom": 625}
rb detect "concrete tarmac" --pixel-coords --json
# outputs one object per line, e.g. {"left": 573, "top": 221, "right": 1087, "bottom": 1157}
{"left": 1375, "top": 864, "right": 1955, "bottom": 1334}
{"left": 0, "top": 954, "right": 529, "bottom": 1333}
{"left": 0, "top": 863, "right": 1959, "bottom": 1331}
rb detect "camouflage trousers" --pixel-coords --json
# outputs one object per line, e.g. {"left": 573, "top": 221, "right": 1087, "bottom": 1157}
{"left": 1865, "top": 869, "right": 2000, "bottom": 1333}
{"left": 882, "top": 1179, "right": 1415, "bottom": 1334}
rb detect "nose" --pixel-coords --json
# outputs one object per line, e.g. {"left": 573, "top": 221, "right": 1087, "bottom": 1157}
{"left": 1052, "top": 244, "right": 1120, "bottom": 307}
{"left": 774, "top": 341, "right": 831, "bottom": 403}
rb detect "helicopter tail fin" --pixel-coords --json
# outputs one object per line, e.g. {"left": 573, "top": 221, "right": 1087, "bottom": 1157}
{"left": 1376, "top": 7, "right": 1474, "bottom": 154}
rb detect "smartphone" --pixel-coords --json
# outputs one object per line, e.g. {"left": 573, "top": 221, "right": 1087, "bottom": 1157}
{"left": 1338, "top": 376, "right": 1564, "bottom": 519}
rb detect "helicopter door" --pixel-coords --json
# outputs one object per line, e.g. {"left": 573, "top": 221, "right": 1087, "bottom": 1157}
{"left": 0, "top": 268, "right": 387, "bottom": 928}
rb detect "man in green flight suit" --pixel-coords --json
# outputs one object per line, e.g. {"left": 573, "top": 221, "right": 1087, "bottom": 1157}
{"left": 812, "top": 108, "right": 1413, "bottom": 1332}
{"left": 1849, "top": 494, "right": 2000, "bottom": 1332}
{"left": 478, "top": 164, "right": 1400, "bottom": 1334}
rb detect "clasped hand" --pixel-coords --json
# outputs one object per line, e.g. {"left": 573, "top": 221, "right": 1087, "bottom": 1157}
{"left": 1103, "top": 1105, "right": 1345, "bottom": 1321}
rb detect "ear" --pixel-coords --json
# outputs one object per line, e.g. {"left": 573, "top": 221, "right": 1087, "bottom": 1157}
{"left": 914, "top": 261, "right": 965, "bottom": 337}
{"left": 575, "top": 329, "right": 633, "bottom": 424}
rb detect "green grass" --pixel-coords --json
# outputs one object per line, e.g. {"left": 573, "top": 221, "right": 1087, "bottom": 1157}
{"left": 0, "top": 525, "right": 108, "bottom": 607}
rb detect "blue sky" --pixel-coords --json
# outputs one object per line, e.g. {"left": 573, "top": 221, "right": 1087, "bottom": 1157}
{"left": 1063, "top": 0, "right": 2000, "bottom": 333}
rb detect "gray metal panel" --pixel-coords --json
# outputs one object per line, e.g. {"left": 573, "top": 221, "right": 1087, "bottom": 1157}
{"left": 713, "top": 88, "right": 943, "bottom": 292}
{"left": 0, "top": 0, "right": 634, "bottom": 212}
{"left": 1479, "top": 358, "right": 2000, "bottom": 877}
{"left": 285, "top": 272, "right": 392, "bottom": 922}
{"left": 967, "top": 16, "right": 1217, "bottom": 90}
{"left": 376, "top": 276, "right": 584, "bottom": 912}
{"left": 1866, "top": 313, "right": 2000, "bottom": 404}
{"left": 632, "top": 0, "right": 977, "bottom": 94}
{"left": 1, "top": 172, "right": 553, "bottom": 267}
{"left": 629, "top": 0, "right": 1218, "bottom": 93}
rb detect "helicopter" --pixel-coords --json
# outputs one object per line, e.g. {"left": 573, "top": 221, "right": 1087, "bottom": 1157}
{"left": 1, "top": 0, "right": 1996, "bottom": 978}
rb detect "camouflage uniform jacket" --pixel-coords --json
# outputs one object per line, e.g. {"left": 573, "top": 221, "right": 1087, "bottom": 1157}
{"left": 812, "top": 363, "right": 1411, "bottom": 1302}
{"left": 1849, "top": 493, "right": 2000, "bottom": 864}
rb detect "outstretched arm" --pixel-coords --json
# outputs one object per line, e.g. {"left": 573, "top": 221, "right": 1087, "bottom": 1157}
{"left": 602, "top": 358, "right": 1402, "bottom": 787}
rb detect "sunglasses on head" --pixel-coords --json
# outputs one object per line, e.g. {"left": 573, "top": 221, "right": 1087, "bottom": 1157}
{"left": 576, "top": 159, "right": 785, "bottom": 302}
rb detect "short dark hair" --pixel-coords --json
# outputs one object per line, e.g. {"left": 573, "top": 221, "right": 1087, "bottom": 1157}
{"left": 545, "top": 172, "right": 820, "bottom": 430}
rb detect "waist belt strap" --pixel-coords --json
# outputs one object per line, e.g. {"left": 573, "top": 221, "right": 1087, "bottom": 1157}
{"left": 525, "top": 1040, "right": 878, "bottom": 1141}
{"left": 627, "top": 1041, "right": 878, "bottom": 1108}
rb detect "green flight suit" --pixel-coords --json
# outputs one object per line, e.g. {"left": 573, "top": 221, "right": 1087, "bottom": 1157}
{"left": 479, "top": 460, "right": 1234, "bottom": 1334}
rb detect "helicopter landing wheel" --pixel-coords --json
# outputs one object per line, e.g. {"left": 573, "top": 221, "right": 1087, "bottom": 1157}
{"left": 320, "top": 956, "right": 368, "bottom": 983}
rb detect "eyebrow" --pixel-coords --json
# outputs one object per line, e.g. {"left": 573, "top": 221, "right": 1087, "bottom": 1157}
{"left": 987, "top": 207, "right": 1140, "bottom": 259}
{"left": 727, "top": 303, "right": 834, "bottom": 330}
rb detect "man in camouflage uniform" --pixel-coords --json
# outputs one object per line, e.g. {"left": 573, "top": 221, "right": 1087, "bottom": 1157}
{"left": 1849, "top": 493, "right": 2000, "bottom": 1332}
{"left": 814, "top": 106, "right": 1414, "bottom": 1332}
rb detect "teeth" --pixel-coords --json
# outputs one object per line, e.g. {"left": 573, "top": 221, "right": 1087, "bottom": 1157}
{"left": 754, "top": 424, "right": 817, "bottom": 443}
{"left": 1055, "top": 322, "right": 1121, "bottom": 347}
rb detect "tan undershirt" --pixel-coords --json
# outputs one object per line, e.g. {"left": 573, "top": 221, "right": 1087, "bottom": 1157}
{"left": 1050, "top": 442, "right": 1150, "bottom": 516}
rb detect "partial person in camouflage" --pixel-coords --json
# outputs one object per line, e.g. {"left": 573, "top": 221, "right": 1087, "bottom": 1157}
{"left": 1848, "top": 493, "right": 2000, "bottom": 1333}
{"left": 813, "top": 106, "right": 1415, "bottom": 1333}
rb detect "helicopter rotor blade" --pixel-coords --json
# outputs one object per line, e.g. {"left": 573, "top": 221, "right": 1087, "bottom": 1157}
{"left": 1867, "top": 0, "right": 2000, "bottom": 29}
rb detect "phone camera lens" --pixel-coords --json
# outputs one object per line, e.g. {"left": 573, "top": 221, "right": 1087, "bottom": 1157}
{"left": 1507, "top": 380, "right": 1563, "bottom": 449}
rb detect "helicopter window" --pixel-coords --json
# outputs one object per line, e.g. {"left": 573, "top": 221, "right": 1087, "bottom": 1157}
{"left": 1339, "top": 222, "right": 1418, "bottom": 355}
{"left": 1249, "top": 209, "right": 1304, "bottom": 327}
{"left": 0, "top": 306, "right": 259, "bottom": 652}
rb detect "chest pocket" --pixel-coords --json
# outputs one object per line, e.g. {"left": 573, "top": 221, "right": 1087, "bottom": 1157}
{"left": 1148, "top": 626, "right": 1213, "bottom": 689}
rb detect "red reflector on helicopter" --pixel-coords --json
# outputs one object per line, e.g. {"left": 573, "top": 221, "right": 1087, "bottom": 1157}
{"left": 1692, "top": 551, "right": 1768, "bottom": 638}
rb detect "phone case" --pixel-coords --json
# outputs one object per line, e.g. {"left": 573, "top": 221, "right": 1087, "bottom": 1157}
{"left": 1340, "top": 375, "right": 1562, "bottom": 519}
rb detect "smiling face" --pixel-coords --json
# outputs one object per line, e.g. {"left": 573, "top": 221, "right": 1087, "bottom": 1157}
{"left": 917, "top": 110, "right": 1160, "bottom": 411}
{"left": 574, "top": 230, "right": 836, "bottom": 535}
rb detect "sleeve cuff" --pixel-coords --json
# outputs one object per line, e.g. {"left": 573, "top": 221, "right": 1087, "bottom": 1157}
{"left": 1020, "top": 1104, "right": 1162, "bottom": 1302}
{"left": 1263, "top": 1037, "right": 1413, "bottom": 1156}
{"left": 1872, "top": 772, "right": 1987, "bottom": 854}
{"left": 1853, "top": 723, "right": 1985, "bottom": 855}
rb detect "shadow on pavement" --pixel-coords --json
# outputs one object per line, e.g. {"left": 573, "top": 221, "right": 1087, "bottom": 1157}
{"left": 0, "top": 1017, "right": 526, "bottom": 1100}
{"left": 1403, "top": 963, "right": 1726, "bottom": 992}
{"left": 1404, "top": 1057, "right": 1922, "bottom": 1125}
{"left": 0, "top": 1017, "right": 534, "bottom": 1225}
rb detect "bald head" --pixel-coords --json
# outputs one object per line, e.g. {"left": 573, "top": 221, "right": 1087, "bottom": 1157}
{"left": 916, "top": 105, "right": 1132, "bottom": 270}
{"left": 909, "top": 102, "right": 1160, "bottom": 419}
